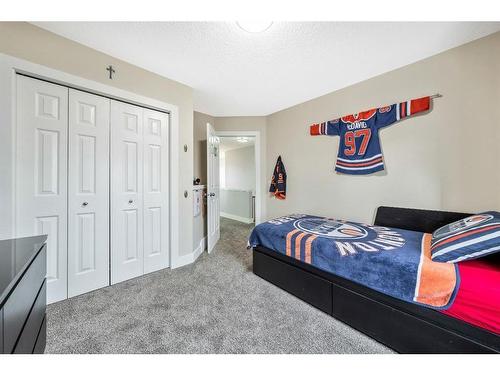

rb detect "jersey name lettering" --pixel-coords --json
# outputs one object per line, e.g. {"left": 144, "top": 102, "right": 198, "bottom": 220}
{"left": 346, "top": 121, "right": 368, "bottom": 130}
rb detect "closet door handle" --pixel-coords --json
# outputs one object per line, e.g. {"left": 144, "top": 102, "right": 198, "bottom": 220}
{"left": 82, "top": 202, "right": 88, "bottom": 206}
{"left": 128, "top": 199, "right": 133, "bottom": 204}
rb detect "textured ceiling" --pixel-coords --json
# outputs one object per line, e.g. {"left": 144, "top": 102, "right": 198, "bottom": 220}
{"left": 220, "top": 136, "right": 255, "bottom": 152}
{"left": 33, "top": 22, "right": 500, "bottom": 116}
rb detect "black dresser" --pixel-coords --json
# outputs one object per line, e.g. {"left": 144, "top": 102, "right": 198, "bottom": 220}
{"left": 0, "top": 235, "right": 47, "bottom": 354}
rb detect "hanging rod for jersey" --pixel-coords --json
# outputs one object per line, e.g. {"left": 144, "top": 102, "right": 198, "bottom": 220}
{"left": 430, "top": 93, "right": 442, "bottom": 99}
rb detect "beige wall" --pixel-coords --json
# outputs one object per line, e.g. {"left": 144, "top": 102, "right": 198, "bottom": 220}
{"left": 193, "top": 111, "right": 214, "bottom": 184}
{"left": 266, "top": 31, "right": 500, "bottom": 223}
{"left": 214, "top": 116, "right": 267, "bottom": 133}
{"left": 224, "top": 146, "right": 256, "bottom": 191}
{"left": 0, "top": 22, "right": 195, "bottom": 258}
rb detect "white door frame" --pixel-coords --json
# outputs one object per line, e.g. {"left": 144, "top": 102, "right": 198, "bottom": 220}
{"left": 0, "top": 53, "right": 181, "bottom": 269}
{"left": 215, "top": 130, "right": 262, "bottom": 225}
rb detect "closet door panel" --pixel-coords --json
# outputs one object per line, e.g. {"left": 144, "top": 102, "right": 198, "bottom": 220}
{"left": 111, "top": 101, "right": 144, "bottom": 284}
{"left": 68, "top": 89, "right": 110, "bottom": 297}
{"left": 143, "top": 109, "right": 169, "bottom": 273}
{"left": 16, "top": 75, "right": 68, "bottom": 303}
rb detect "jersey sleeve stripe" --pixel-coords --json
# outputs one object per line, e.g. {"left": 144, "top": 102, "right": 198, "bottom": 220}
{"left": 310, "top": 123, "right": 321, "bottom": 135}
{"left": 310, "top": 122, "right": 330, "bottom": 135}
{"left": 410, "top": 96, "right": 430, "bottom": 114}
{"left": 397, "top": 96, "right": 430, "bottom": 120}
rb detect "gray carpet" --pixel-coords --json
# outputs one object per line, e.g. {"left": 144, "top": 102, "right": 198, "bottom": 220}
{"left": 46, "top": 218, "right": 392, "bottom": 354}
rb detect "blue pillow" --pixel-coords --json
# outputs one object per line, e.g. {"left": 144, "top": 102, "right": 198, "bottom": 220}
{"left": 430, "top": 211, "right": 500, "bottom": 263}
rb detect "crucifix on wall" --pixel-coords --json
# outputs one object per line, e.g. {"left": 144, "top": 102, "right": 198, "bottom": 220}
{"left": 106, "top": 65, "right": 116, "bottom": 80}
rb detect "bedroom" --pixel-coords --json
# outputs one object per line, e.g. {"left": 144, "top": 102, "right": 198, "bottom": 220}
{"left": 0, "top": 0, "right": 499, "bottom": 372}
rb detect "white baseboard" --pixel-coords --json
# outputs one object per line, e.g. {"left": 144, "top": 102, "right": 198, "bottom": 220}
{"left": 171, "top": 236, "right": 206, "bottom": 269}
{"left": 220, "top": 212, "right": 254, "bottom": 224}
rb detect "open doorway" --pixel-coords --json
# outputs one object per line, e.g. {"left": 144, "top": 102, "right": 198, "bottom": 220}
{"left": 219, "top": 136, "right": 256, "bottom": 224}
{"left": 206, "top": 126, "right": 261, "bottom": 253}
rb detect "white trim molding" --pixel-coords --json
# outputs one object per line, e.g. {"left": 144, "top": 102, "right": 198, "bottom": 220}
{"left": 220, "top": 212, "right": 254, "bottom": 224}
{"left": 173, "top": 236, "right": 206, "bottom": 268}
{"left": 0, "top": 52, "right": 182, "bottom": 269}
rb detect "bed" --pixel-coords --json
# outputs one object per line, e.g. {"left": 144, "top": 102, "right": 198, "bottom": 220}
{"left": 250, "top": 206, "right": 500, "bottom": 353}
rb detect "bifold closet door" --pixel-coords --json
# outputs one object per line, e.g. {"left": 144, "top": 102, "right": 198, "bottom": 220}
{"left": 111, "top": 101, "right": 144, "bottom": 284}
{"left": 111, "top": 103, "right": 170, "bottom": 283}
{"left": 68, "top": 89, "right": 110, "bottom": 297}
{"left": 16, "top": 75, "right": 69, "bottom": 303}
{"left": 143, "top": 109, "right": 169, "bottom": 273}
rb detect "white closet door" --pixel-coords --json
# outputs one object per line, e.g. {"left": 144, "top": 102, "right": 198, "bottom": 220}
{"left": 16, "top": 75, "right": 68, "bottom": 303}
{"left": 68, "top": 89, "right": 110, "bottom": 297}
{"left": 111, "top": 101, "right": 144, "bottom": 284}
{"left": 143, "top": 109, "right": 169, "bottom": 273}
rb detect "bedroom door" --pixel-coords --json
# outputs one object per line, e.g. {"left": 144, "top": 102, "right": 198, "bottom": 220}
{"left": 15, "top": 75, "right": 69, "bottom": 303}
{"left": 207, "top": 122, "right": 220, "bottom": 253}
{"left": 68, "top": 89, "right": 110, "bottom": 297}
{"left": 110, "top": 100, "right": 144, "bottom": 284}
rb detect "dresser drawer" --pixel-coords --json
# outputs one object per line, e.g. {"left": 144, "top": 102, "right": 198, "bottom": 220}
{"left": 13, "top": 280, "right": 46, "bottom": 354}
{"left": 3, "top": 246, "right": 46, "bottom": 353}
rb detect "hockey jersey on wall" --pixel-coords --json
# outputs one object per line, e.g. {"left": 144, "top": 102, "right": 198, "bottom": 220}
{"left": 310, "top": 96, "right": 431, "bottom": 175}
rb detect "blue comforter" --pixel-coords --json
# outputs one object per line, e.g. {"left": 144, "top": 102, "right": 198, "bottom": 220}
{"left": 249, "top": 214, "right": 459, "bottom": 309}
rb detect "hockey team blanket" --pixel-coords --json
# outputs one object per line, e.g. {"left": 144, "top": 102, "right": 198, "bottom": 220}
{"left": 249, "top": 214, "right": 459, "bottom": 309}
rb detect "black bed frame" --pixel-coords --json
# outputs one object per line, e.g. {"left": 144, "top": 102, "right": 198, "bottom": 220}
{"left": 253, "top": 206, "right": 500, "bottom": 353}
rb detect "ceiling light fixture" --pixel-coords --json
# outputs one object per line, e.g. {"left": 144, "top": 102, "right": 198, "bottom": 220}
{"left": 237, "top": 21, "right": 273, "bottom": 33}
{"left": 236, "top": 137, "right": 249, "bottom": 143}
